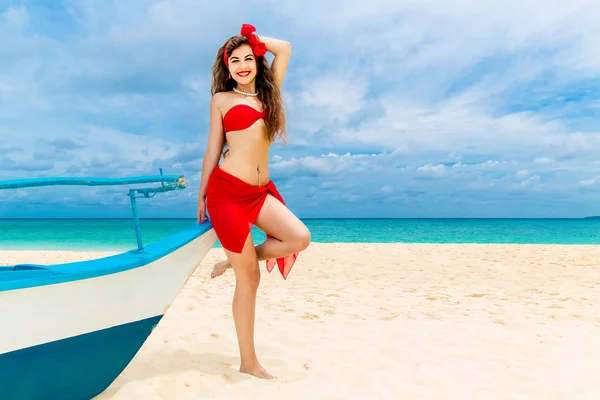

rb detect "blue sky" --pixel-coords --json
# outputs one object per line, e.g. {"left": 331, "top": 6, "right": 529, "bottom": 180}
{"left": 1, "top": 0, "right": 599, "bottom": 218}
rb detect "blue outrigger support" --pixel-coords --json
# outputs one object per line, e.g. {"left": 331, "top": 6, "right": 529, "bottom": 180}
{"left": 0, "top": 168, "right": 188, "bottom": 251}
{"left": 127, "top": 168, "right": 187, "bottom": 250}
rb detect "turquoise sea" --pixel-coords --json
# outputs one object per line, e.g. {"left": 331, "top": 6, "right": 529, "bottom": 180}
{"left": 0, "top": 218, "right": 599, "bottom": 251}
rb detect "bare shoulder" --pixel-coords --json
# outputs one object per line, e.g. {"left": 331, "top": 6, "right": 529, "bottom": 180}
{"left": 211, "top": 91, "right": 228, "bottom": 106}
{"left": 211, "top": 91, "right": 233, "bottom": 116}
{"left": 214, "top": 91, "right": 238, "bottom": 108}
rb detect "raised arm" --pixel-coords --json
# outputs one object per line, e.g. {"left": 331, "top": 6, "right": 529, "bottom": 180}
{"left": 258, "top": 36, "right": 291, "bottom": 88}
{"left": 198, "top": 93, "right": 225, "bottom": 201}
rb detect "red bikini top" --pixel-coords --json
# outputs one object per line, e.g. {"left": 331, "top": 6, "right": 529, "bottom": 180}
{"left": 222, "top": 104, "right": 268, "bottom": 133}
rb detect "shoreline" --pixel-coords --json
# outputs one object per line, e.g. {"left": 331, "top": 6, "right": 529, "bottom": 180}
{"left": 1, "top": 241, "right": 599, "bottom": 256}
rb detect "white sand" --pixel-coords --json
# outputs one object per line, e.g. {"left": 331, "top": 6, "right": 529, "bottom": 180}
{"left": 3, "top": 243, "right": 600, "bottom": 399}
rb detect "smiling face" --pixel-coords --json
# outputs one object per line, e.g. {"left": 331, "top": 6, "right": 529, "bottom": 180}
{"left": 227, "top": 44, "right": 258, "bottom": 85}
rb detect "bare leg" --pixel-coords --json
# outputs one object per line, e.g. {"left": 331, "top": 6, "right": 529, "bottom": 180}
{"left": 223, "top": 233, "right": 276, "bottom": 379}
{"left": 211, "top": 194, "right": 310, "bottom": 278}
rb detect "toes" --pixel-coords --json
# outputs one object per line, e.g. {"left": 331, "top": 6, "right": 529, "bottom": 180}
{"left": 210, "top": 267, "right": 226, "bottom": 279}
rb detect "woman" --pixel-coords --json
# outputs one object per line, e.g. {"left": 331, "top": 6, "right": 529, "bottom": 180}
{"left": 196, "top": 24, "right": 311, "bottom": 379}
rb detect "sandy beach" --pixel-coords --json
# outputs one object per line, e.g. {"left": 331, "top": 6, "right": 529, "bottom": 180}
{"left": 3, "top": 243, "right": 600, "bottom": 399}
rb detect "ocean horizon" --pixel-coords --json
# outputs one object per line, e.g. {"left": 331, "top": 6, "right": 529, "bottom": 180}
{"left": 1, "top": 218, "right": 599, "bottom": 251}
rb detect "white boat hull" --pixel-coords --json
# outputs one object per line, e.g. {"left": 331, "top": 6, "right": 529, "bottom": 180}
{"left": 0, "top": 224, "right": 217, "bottom": 400}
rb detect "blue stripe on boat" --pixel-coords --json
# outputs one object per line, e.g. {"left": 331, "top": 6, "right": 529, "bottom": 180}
{"left": 0, "top": 315, "right": 163, "bottom": 400}
{"left": 0, "top": 222, "right": 214, "bottom": 292}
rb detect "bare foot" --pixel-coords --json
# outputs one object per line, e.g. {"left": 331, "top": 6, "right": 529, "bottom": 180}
{"left": 240, "top": 364, "right": 277, "bottom": 380}
{"left": 210, "top": 259, "right": 231, "bottom": 279}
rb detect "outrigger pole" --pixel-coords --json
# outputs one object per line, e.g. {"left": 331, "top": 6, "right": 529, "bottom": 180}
{"left": 0, "top": 168, "right": 187, "bottom": 251}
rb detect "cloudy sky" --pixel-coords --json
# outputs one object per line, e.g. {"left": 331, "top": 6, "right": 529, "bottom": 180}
{"left": 1, "top": 0, "right": 599, "bottom": 219}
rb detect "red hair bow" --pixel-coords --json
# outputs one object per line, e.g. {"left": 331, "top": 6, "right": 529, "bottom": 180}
{"left": 223, "top": 24, "right": 267, "bottom": 66}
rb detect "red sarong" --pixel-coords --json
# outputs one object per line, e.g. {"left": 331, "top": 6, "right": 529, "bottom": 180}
{"left": 205, "top": 165, "right": 298, "bottom": 279}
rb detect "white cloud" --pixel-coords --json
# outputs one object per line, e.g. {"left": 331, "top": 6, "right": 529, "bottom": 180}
{"left": 2, "top": 5, "right": 28, "bottom": 27}
{"left": 271, "top": 151, "right": 383, "bottom": 177}
{"left": 535, "top": 157, "right": 554, "bottom": 164}
{"left": 520, "top": 175, "right": 541, "bottom": 188}
{"left": 416, "top": 164, "right": 447, "bottom": 178}
{"left": 0, "top": 189, "right": 27, "bottom": 201}
{"left": 515, "top": 170, "right": 530, "bottom": 180}
{"left": 296, "top": 74, "right": 367, "bottom": 122}
{"left": 580, "top": 176, "right": 600, "bottom": 187}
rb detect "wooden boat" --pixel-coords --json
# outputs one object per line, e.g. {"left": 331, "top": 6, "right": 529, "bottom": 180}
{"left": 0, "top": 170, "right": 216, "bottom": 400}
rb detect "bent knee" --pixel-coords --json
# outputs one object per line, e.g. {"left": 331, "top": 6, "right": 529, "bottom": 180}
{"left": 293, "top": 227, "right": 311, "bottom": 252}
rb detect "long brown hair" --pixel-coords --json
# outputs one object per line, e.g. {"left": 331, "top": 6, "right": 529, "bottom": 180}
{"left": 211, "top": 35, "right": 287, "bottom": 144}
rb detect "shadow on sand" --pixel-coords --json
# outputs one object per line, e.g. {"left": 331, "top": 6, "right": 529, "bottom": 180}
{"left": 94, "top": 350, "right": 251, "bottom": 398}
